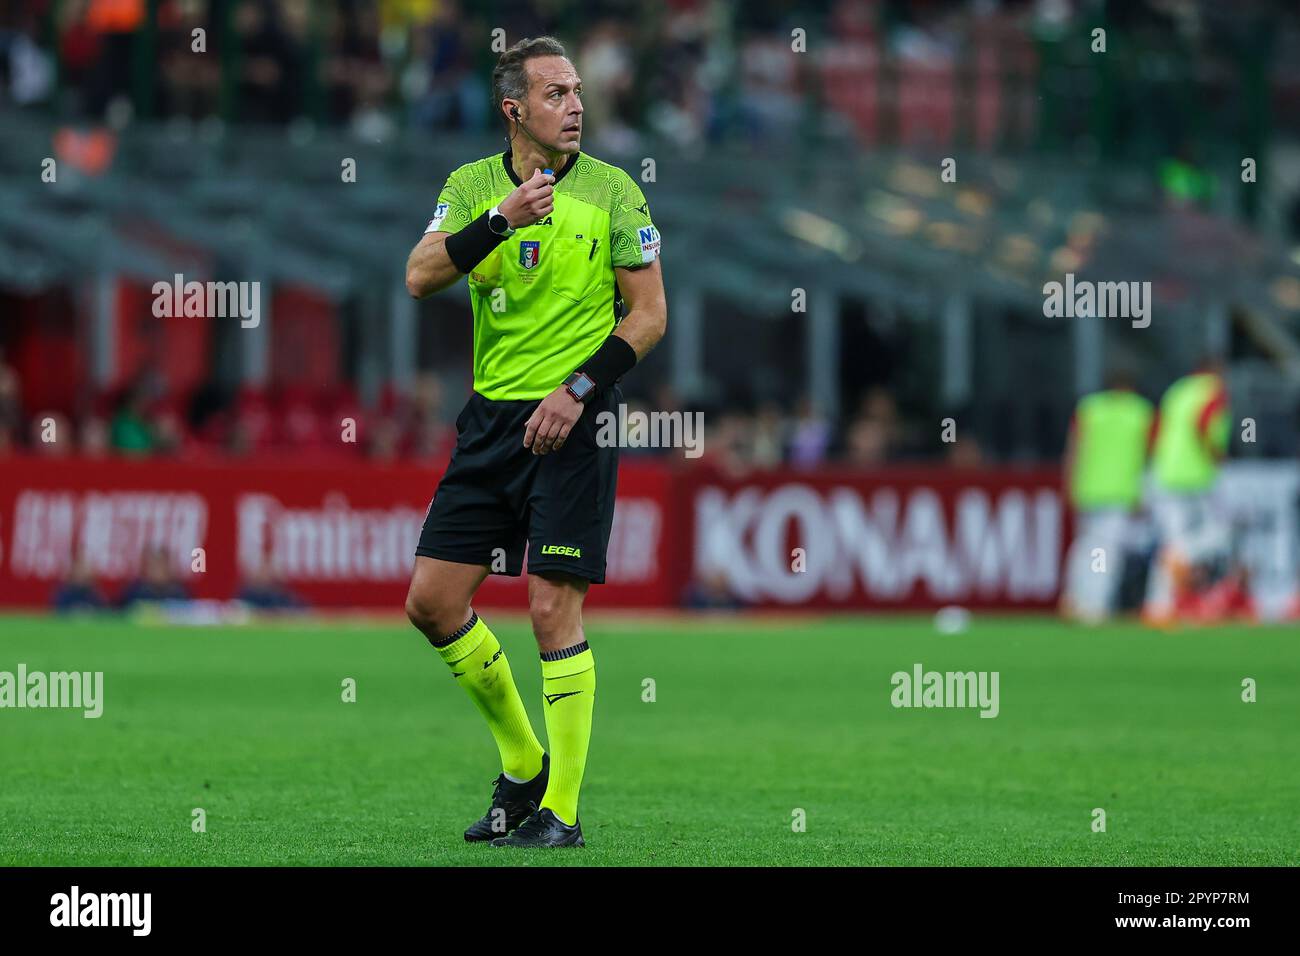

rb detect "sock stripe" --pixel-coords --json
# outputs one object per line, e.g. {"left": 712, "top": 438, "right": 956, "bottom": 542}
{"left": 431, "top": 611, "right": 478, "bottom": 648}
{"left": 540, "top": 640, "right": 590, "bottom": 662}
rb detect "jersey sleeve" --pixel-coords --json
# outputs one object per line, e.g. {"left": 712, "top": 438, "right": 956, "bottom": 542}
{"left": 609, "top": 171, "right": 660, "bottom": 268}
{"left": 423, "top": 168, "right": 473, "bottom": 236}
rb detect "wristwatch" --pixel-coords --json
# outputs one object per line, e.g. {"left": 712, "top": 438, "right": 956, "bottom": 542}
{"left": 564, "top": 371, "right": 597, "bottom": 404}
{"left": 487, "top": 205, "right": 515, "bottom": 236}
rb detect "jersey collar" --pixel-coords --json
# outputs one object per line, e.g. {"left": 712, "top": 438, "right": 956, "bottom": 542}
{"left": 502, "top": 147, "right": 579, "bottom": 187}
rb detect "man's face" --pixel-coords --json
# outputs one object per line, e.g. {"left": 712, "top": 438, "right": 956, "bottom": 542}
{"left": 519, "top": 56, "right": 583, "bottom": 153}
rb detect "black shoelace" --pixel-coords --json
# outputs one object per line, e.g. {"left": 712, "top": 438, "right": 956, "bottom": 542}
{"left": 489, "top": 776, "right": 537, "bottom": 813}
{"left": 511, "top": 809, "right": 550, "bottom": 837}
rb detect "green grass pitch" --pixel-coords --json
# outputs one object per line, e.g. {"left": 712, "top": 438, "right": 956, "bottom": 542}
{"left": 0, "top": 611, "right": 1295, "bottom": 866}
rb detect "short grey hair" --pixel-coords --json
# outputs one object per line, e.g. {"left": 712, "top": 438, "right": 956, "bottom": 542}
{"left": 492, "top": 36, "right": 569, "bottom": 125}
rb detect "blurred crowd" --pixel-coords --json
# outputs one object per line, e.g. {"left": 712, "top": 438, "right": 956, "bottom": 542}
{"left": 3, "top": 0, "right": 1287, "bottom": 149}
{"left": 0, "top": 346, "right": 975, "bottom": 470}
{"left": 0, "top": 347, "right": 457, "bottom": 463}
{"left": 677, "top": 385, "right": 985, "bottom": 475}
{"left": 0, "top": 0, "right": 845, "bottom": 147}
{"left": 52, "top": 546, "right": 305, "bottom": 612}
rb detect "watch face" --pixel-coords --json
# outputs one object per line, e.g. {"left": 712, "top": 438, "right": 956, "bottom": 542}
{"left": 490, "top": 214, "right": 510, "bottom": 234}
{"left": 568, "top": 375, "right": 594, "bottom": 399}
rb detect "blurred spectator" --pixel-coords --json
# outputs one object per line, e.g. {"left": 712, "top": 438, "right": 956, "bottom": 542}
{"left": 83, "top": 0, "right": 147, "bottom": 119}
{"left": 109, "top": 383, "right": 154, "bottom": 454}
{"left": 237, "top": 561, "right": 305, "bottom": 611}
{"left": 577, "top": 21, "right": 636, "bottom": 150}
{"left": 80, "top": 415, "right": 111, "bottom": 456}
{"left": 150, "top": 403, "right": 185, "bottom": 455}
{"left": 406, "top": 372, "right": 454, "bottom": 461}
{"left": 119, "top": 547, "right": 193, "bottom": 607}
{"left": 682, "top": 566, "right": 748, "bottom": 610}
{"left": 842, "top": 386, "right": 902, "bottom": 465}
{"left": 279, "top": 386, "right": 329, "bottom": 452}
{"left": 645, "top": 0, "right": 714, "bottom": 148}
{"left": 749, "top": 401, "right": 787, "bottom": 468}
{"left": 844, "top": 414, "right": 891, "bottom": 465}
{"left": 368, "top": 414, "right": 403, "bottom": 461}
{"left": 51, "top": 557, "right": 108, "bottom": 613}
{"left": 788, "top": 396, "right": 831, "bottom": 468}
{"left": 0, "top": 8, "right": 56, "bottom": 106}
{"left": 324, "top": 0, "right": 394, "bottom": 137}
{"left": 407, "top": 0, "right": 486, "bottom": 132}
{"left": 156, "top": 0, "right": 220, "bottom": 119}
{"left": 735, "top": 33, "right": 804, "bottom": 143}
{"left": 946, "top": 433, "right": 985, "bottom": 468}
{"left": 698, "top": 410, "right": 752, "bottom": 477}
{"left": 228, "top": 386, "right": 275, "bottom": 456}
{"left": 234, "top": 0, "right": 303, "bottom": 124}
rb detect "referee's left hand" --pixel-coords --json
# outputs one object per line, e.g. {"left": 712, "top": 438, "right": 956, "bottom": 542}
{"left": 524, "top": 385, "right": 584, "bottom": 455}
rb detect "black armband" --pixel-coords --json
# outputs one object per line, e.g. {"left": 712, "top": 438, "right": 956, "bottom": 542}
{"left": 575, "top": 335, "right": 638, "bottom": 392}
{"left": 443, "top": 211, "right": 506, "bottom": 274}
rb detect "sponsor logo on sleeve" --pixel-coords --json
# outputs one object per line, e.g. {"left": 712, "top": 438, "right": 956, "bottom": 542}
{"left": 638, "top": 225, "right": 661, "bottom": 263}
{"left": 424, "top": 201, "right": 451, "bottom": 233}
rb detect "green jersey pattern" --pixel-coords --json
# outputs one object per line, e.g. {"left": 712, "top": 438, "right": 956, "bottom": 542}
{"left": 425, "top": 149, "right": 659, "bottom": 400}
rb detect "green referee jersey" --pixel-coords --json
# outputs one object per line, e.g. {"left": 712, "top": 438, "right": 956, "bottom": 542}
{"left": 424, "top": 147, "right": 661, "bottom": 400}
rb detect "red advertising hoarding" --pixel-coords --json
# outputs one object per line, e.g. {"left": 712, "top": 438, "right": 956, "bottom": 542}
{"left": 0, "top": 456, "right": 1066, "bottom": 611}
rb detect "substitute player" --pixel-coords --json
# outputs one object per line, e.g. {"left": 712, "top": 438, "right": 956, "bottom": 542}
{"left": 1143, "top": 357, "right": 1232, "bottom": 624}
{"left": 402, "top": 36, "right": 666, "bottom": 848}
{"left": 1061, "top": 370, "right": 1154, "bottom": 622}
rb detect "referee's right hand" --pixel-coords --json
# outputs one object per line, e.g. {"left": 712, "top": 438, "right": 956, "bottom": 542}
{"left": 498, "top": 168, "right": 555, "bottom": 228}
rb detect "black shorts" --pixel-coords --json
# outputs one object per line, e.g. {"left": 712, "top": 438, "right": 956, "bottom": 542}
{"left": 415, "top": 385, "right": 621, "bottom": 583}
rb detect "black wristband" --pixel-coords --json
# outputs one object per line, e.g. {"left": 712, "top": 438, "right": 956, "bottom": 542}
{"left": 576, "top": 335, "right": 638, "bottom": 392}
{"left": 443, "top": 211, "right": 506, "bottom": 274}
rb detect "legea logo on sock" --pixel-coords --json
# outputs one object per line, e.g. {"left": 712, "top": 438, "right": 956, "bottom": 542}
{"left": 889, "top": 663, "right": 999, "bottom": 718}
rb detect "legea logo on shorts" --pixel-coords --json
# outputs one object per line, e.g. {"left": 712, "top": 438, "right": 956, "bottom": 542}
{"left": 540, "top": 545, "right": 582, "bottom": 557}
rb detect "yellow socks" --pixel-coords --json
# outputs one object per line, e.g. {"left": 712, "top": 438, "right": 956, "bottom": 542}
{"left": 433, "top": 613, "right": 544, "bottom": 781}
{"left": 537, "top": 642, "right": 596, "bottom": 825}
{"left": 432, "top": 617, "right": 597, "bottom": 823}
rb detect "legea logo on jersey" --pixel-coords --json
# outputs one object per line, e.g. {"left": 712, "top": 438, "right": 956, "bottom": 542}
{"left": 519, "top": 240, "right": 541, "bottom": 269}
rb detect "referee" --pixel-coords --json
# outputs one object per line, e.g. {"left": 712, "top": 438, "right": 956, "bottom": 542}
{"left": 403, "top": 36, "right": 667, "bottom": 848}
